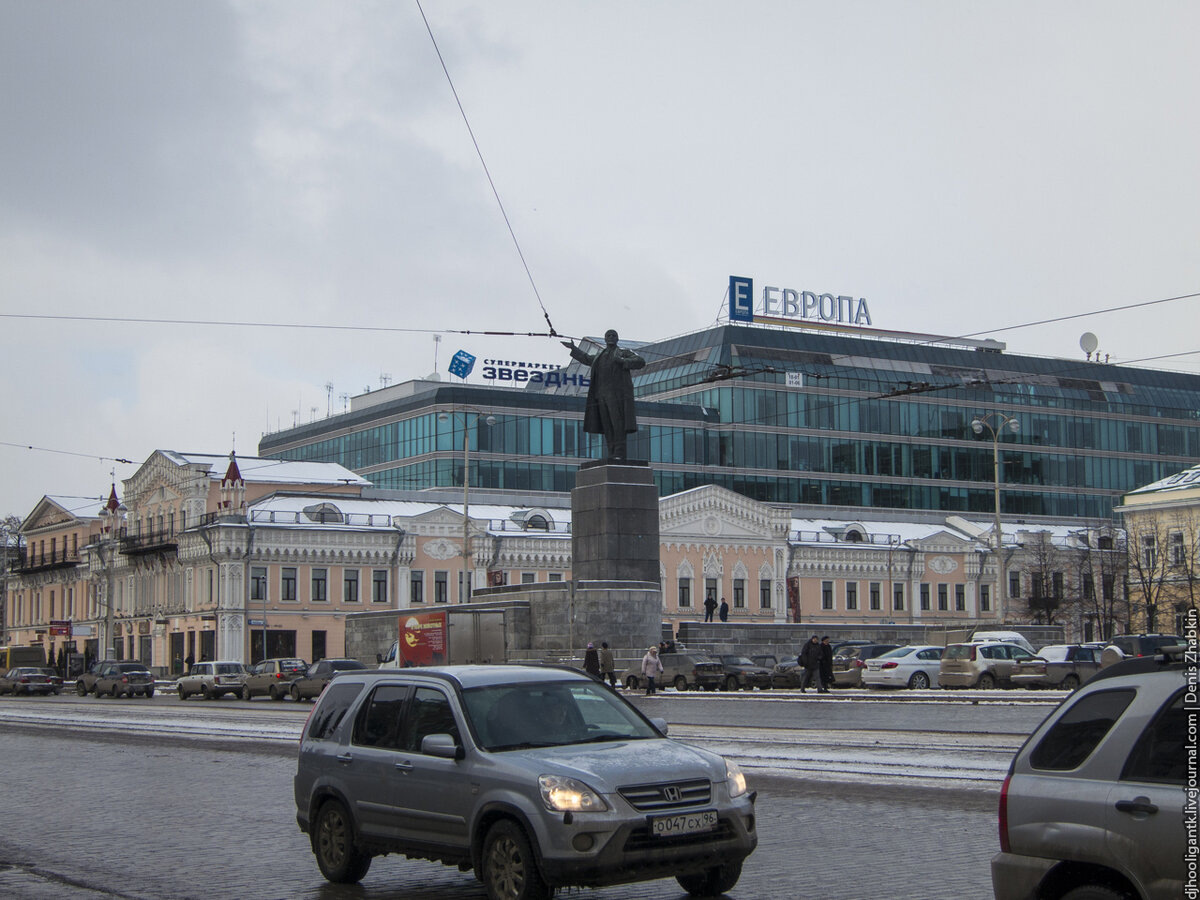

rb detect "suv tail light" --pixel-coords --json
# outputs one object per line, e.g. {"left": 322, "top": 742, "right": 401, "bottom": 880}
{"left": 854, "top": 659, "right": 867, "bottom": 668}
{"left": 998, "top": 774, "right": 1011, "bottom": 852}
{"left": 969, "top": 646, "right": 978, "bottom": 661}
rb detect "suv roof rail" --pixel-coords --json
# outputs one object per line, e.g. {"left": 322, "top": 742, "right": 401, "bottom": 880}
{"left": 1087, "top": 644, "right": 1188, "bottom": 685}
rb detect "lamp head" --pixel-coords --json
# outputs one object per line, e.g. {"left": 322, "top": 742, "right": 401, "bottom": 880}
{"left": 971, "top": 418, "right": 984, "bottom": 435}
{"left": 1006, "top": 419, "right": 1020, "bottom": 435}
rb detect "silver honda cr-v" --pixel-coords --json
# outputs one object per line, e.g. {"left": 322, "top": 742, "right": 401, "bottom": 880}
{"left": 293, "top": 664, "right": 757, "bottom": 899}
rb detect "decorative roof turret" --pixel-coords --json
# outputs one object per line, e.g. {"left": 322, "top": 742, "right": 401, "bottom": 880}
{"left": 219, "top": 450, "right": 246, "bottom": 511}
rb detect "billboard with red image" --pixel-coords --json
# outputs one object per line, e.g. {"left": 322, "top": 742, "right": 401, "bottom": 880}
{"left": 398, "top": 611, "right": 448, "bottom": 667}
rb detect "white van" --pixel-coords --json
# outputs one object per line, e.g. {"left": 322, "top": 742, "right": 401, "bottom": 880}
{"left": 969, "top": 630, "right": 1036, "bottom": 654}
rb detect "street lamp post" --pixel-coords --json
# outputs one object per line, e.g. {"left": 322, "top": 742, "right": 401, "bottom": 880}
{"left": 0, "top": 521, "right": 11, "bottom": 647}
{"left": 438, "top": 408, "right": 495, "bottom": 603}
{"left": 97, "top": 488, "right": 127, "bottom": 660}
{"left": 972, "top": 413, "right": 1020, "bottom": 622}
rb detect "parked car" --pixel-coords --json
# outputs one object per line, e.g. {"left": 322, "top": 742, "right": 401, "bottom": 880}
{"left": 92, "top": 661, "right": 156, "bottom": 698}
{"left": 37, "top": 667, "right": 64, "bottom": 693}
{"left": 715, "top": 655, "right": 774, "bottom": 691}
{"left": 969, "top": 630, "right": 1036, "bottom": 655}
{"left": 1009, "top": 644, "right": 1101, "bottom": 690}
{"left": 293, "top": 664, "right": 758, "bottom": 896}
{"left": 830, "top": 643, "right": 900, "bottom": 687}
{"left": 288, "top": 658, "right": 368, "bottom": 701}
{"left": 242, "top": 657, "right": 308, "bottom": 700}
{"left": 770, "top": 654, "right": 803, "bottom": 688}
{"left": 750, "top": 654, "right": 778, "bottom": 670}
{"left": 938, "top": 641, "right": 1035, "bottom": 689}
{"left": 74, "top": 659, "right": 118, "bottom": 696}
{"left": 1101, "top": 633, "right": 1186, "bottom": 666}
{"left": 0, "top": 666, "right": 57, "bottom": 695}
{"left": 830, "top": 639, "right": 873, "bottom": 655}
{"left": 176, "top": 660, "right": 249, "bottom": 700}
{"left": 992, "top": 645, "right": 1186, "bottom": 900}
{"left": 622, "top": 651, "right": 724, "bottom": 691}
{"left": 862, "top": 645, "right": 944, "bottom": 690}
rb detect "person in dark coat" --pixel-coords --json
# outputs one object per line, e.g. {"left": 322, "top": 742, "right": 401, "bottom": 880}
{"left": 583, "top": 642, "right": 601, "bottom": 679}
{"left": 718, "top": 597, "right": 729, "bottom": 622}
{"left": 598, "top": 641, "right": 616, "bottom": 687}
{"left": 818, "top": 636, "right": 834, "bottom": 693}
{"left": 798, "top": 635, "right": 824, "bottom": 693}
{"left": 703, "top": 595, "right": 718, "bottom": 622}
{"left": 562, "top": 330, "right": 646, "bottom": 460}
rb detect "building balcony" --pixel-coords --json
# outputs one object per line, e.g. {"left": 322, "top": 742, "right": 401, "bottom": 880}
{"left": 119, "top": 529, "right": 178, "bottom": 556}
{"left": 14, "top": 548, "right": 84, "bottom": 573}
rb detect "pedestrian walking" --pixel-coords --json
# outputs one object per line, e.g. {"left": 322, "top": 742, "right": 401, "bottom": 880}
{"left": 818, "top": 635, "right": 834, "bottom": 693}
{"left": 798, "top": 635, "right": 824, "bottom": 693}
{"left": 718, "top": 597, "right": 729, "bottom": 622}
{"left": 703, "top": 594, "right": 718, "bottom": 622}
{"left": 583, "top": 642, "right": 601, "bottom": 679}
{"left": 641, "top": 645, "right": 663, "bottom": 695}
{"left": 598, "top": 641, "right": 617, "bottom": 687}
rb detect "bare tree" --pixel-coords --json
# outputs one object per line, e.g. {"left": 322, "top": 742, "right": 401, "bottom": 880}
{"left": 1156, "top": 509, "right": 1200, "bottom": 633}
{"left": 1020, "top": 531, "right": 1064, "bottom": 625}
{"left": 1070, "top": 525, "right": 1128, "bottom": 642}
{"left": 1123, "top": 515, "right": 1172, "bottom": 633}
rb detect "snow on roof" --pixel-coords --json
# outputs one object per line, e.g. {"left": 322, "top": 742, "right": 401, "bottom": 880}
{"left": 1127, "top": 461, "right": 1200, "bottom": 496}
{"left": 244, "top": 494, "right": 571, "bottom": 534}
{"left": 789, "top": 515, "right": 1090, "bottom": 549}
{"left": 169, "top": 452, "right": 369, "bottom": 486}
{"left": 789, "top": 517, "right": 956, "bottom": 546}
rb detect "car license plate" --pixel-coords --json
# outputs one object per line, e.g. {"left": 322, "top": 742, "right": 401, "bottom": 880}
{"left": 649, "top": 810, "right": 718, "bottom": 837}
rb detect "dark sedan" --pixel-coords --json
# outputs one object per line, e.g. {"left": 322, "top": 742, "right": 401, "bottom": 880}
{"left": 287, "top": 658, "right": 368, "bottom": 701}
{"left": 93, "top": 661, "right": 156, "bottom": 698}
{"left": 1010, "top": 644, "right": 1101, "bottom": 690}
{"left": 716, "top": 655, "right": 774, "bottom": 690}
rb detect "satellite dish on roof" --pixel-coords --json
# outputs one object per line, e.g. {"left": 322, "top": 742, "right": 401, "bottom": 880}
{"left": 1080, "top": 332, "right": 1099, "bottom": 358}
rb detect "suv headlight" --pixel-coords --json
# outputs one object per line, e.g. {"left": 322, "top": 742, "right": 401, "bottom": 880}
{"left": 725, "top": 758, "right": 747, "bottom": 798}
{"left": 538, "top": 775, "right": 608, "bottom": 812}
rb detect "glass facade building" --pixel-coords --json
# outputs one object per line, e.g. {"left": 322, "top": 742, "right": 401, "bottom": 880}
{"left": 259, "top": 324, "right": 1200, "bottom": 520}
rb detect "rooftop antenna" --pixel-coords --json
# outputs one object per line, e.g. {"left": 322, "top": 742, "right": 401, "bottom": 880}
{"left": 433, "top": 334, "right": 442, "bottom": 374}
{"left": 310, "top": 405, "right": 319, "bottom": 422}
{"left": 325, "top": 381, "right": 334, "bottom": 416}
{"left": 1080, "top": 332, "right": 1099, "bottom": 361}
{"left": 339, "top": 392, "right": 350, "bottom": 413}
{"left": 379, "top": 372, "right": 392, "bottom": 389}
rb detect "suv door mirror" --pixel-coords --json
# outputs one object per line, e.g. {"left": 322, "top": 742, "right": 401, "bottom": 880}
{"left": 421, "top": 733, "right": 464, "bottom": 760}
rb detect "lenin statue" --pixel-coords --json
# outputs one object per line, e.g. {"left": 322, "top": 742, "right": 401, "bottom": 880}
{"left": 562, "top": 330, "right": 646, "bottom": 460}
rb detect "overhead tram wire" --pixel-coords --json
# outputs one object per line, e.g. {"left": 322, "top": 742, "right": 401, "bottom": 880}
{"left": 414, "top": 0, "right": 558, "bottom": 339}
{"left": 0, "top": 441, "right": 134, "bottom": 465}
{"left": 0, "top": 313, "right": 566, "bottom": 341}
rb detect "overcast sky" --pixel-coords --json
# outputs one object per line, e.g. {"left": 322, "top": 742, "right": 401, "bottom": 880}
{"left": 2, "top": 1, "right": 1198, "bottom": 521}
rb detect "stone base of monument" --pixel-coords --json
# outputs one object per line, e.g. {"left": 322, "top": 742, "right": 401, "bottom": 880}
{"left": 461, "top": 459, "right": 663, "bottom": 665}
{"left": 466, "top": 581, "right": 660, "bottom": 661}
{"left": 571, "top": 460, "right": 659, "bottom": 584}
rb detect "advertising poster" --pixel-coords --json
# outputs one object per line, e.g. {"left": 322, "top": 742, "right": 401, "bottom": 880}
{"left": 398, "top": 611, "right": 448, "bottom": 667}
